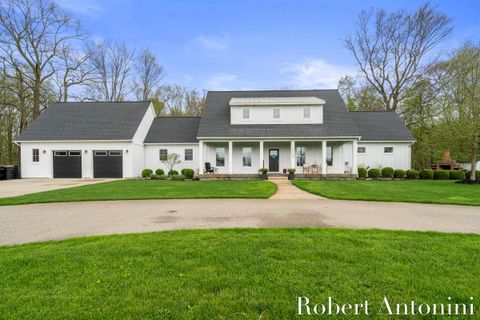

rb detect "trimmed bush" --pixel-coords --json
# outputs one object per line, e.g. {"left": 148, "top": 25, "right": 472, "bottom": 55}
{"left": 170, "top": 174, "right": 185, "bottom": 181}
{"left": 181, "top": 168, "right": 195, "bottom": 179}
{"left": 367, "top": 168, "right": 380, "bottom": 178}
{"left": 406, "top": 169, "right": 419, "bottom": 179}
{"left": 155, "top": 169, "right": 164, "bottom": 176}
{"left": 357, "top": 167, "right": 367, "bottom": 178}
{"left": 168, "top": 170, "right": 179, "bottom": 176}
{"left": 141, "top": 169, "right": 153, "bottom": 178}
{"left": 433, "top": 170, "right": 449, "bottom": 180}
{"left": 449, "top": 170, "right": 465, "bottom": 180}
{"left": 419, "top": 169, "right": 434, "bottom": 179}
{"left": 151, "top": 174, "right": 166, "bottom": 180}
{"left": 465, "top": 170, "right": 480, "bottom": 181}
{"left": 394, "top": 169, "right": 406, "bottom": 178}
{"left": 381, "top": 167, "right": 394, "bottom": 178}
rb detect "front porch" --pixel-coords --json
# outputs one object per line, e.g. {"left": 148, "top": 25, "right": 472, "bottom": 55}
{"left": 198, "top": 139, "right": 359, "bottom": 178}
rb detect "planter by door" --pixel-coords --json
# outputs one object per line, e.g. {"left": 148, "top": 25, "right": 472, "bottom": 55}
{"left": 269, "top": 149, "right": 279, "bottom": 172}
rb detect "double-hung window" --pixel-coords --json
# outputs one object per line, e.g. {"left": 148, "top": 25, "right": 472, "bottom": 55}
{"left": 303, "top": 107, "right": 311, "bottom": 119}
{"left": 159, "top": 149, "right": 168, "bottom": 161}
{"left": 32, "top": 149, "right": 39, "bottom": 162}
{"left": 242, "top": 108, "right": 250, "bottom": 119}
{"left": 184, "top": 149, "right": 193, "bottom": 161}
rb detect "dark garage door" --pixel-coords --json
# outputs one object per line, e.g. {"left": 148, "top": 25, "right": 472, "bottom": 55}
{"left": 53, "top": 150, "right": 82, "bottom": 178}
{"left": 93, "top": 150, "right": 123, "bottom": 178}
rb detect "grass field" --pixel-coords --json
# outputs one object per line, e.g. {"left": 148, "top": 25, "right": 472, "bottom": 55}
{"left": 0, "top": 228, "right": 478, "bottom": 319}
{"left": 0, "top": 179, "right": 277, "bottom": 206}
{"left": 292, "top": 179, "right": 480, "bottom": 206}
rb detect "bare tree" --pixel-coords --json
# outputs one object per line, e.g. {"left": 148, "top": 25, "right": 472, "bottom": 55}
{"left": 54, "top": 45, "right": 95, "bottom": 102}
{"left": 338, "top": 75, "right": 384, "bottom": 111}
{"left": 162, "top": 153, "right": 181, "bottom": 174}
{"left": 0, "top": 0, "right": 83, "bottom": 118}
{"left": 344, "top": 3, "right": 452, "bottom": 111}
{"left": 134, "top": 48, "right": 164, "bottom": 101}
{"left": 86, "top": 41, "right": 135, "bottom": 101}
{"left": 156, "top": 84, "right": 205, "bottom": 116}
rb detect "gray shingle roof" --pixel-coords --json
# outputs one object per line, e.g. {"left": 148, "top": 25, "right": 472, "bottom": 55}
{"left": 144, "top": 117, "right": 200, "bottom": 143}
{"left": 15, "top": 102, "right": 151, "bottom": 141}
{"left": 350, "top": 111, "right": 415, "bottom": 141}
{"left": 197, "top": 90, "right": 361, "bottom": 138}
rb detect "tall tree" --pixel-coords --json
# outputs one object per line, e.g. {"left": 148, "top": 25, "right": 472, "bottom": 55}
{"left": 344, "top": 3, "right": 452, "bottom": 111}
{"left": 338, "top": 75, "right": 385, "bottom": 111}
{"left": 86, "top": 41, "right": 135, "bottom": 101}
{"left": 0, "top": 0, "right": 83, "bottom": 118}
{"left": 432, "top": 43, "right": 480, "bottom": 182}
{"left": 134, "top": 48, "right": 164, "bottom": 101}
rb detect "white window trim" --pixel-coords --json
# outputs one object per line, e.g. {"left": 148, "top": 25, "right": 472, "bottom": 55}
{"left": 357, "top": 147, "right": 366, "bottom": 154}
{"left": 216, "top": 147, "right": 225, "bottom": 167}
{"left": 32, "top": 149, "right": 40, "bottom": 163}
{"left": 302, "top": 107, "right": 311, "bottom": 120}
{"left": 242, "top": 108, "right": 251, "bottom": 120}
{"left": 242, "top": 147, "right": 252, "bottom": 167}
{"left": 384, "top": 147, "right": 395, "bottom": 154}
{"left": 159, "top": 149, "right": 168, "bottom": 161}
{"left": 272, "top": 108, "right": 281, "bottom": 121}
{"left": 184, "top": 148, "right": 193, "bottom": 162}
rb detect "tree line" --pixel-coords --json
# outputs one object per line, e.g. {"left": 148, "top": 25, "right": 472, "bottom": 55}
{"left": 0, "top": 0, "right": 205, "bottom": 165}
{"left": 338, "top": 3, "right": 479, "bottom": 181}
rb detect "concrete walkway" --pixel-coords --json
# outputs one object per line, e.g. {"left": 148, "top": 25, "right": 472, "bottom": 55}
{"left": 1, "top": 199, "right": 480, "bottom": 245}
{"left": 0, "top": 179, "right": 114, "bottom": 198}
{"left": 269, "top": 177, "right": 323, "bottom": 200}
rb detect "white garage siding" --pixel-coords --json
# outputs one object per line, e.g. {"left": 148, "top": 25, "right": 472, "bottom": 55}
{"left": 144, "top": 144, "right": 199, "bottom": 173}
{"left": 357, "top": 142, "right": 412, "bottom": 170}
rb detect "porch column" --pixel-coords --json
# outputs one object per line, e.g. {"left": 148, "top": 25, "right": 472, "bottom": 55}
{"left": 352, "top": 139, "right": 358, "bottom": 175}
{"left": 259, "top": 141, "right": 264, "bottom": 169}
{"left": 290, "top": 140, "right": 295, "bottom": 169}
{"left": 228, "top": 141, "right": 233, "bottom": 174}
{"left": 322, "top": 140, "right": 327, "bottom": 176}
{"left": 198, "top": 140, "right": 203, "bottom": 173}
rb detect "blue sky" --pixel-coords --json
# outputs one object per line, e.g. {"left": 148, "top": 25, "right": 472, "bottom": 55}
{"left": 57, "top": 0, "right": 480, "bottom": 91}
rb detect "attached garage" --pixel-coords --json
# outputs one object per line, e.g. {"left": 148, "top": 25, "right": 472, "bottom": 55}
{"left": 93, "top": 150, "right": 123, "bottom": 178}
{"left": 53, "top": 150, "right": 82, "bottom": 178}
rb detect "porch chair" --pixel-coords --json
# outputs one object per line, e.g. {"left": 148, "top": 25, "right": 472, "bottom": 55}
{"left": 204, "top": 162, "right": 216, "bottom": 174}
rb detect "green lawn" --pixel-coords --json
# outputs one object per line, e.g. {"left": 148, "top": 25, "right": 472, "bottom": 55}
{"left": 293, "top": 179, "right": 480, "bottom": 206}
{"left": 0, "top": 228, "right": 479, "bottom": 319}
{"left": 0, "top": 179, "right": 277, "bottom": 206}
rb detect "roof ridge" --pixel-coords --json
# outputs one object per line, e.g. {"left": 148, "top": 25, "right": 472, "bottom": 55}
{"left": 51, "top": 101, "right": 152, "bottom": 105}
{"left": 207, "top": 89, "right": 338, "bottom": 93}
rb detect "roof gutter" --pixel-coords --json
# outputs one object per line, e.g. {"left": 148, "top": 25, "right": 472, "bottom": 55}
{"left": 13, "top": 139, "right": 133, "bottom": 143}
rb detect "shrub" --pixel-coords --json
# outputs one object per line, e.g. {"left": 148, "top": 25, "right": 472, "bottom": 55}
{"left": 168, "top": 170, "right": 178, "bottom": 176}
{"left": 151, "top": 174, "right": 166, "bottom": 180}
{"left": 357, "top": 167, "right": 367, "bottom": 178}
{"left": 155, "top": 169, "right": 164, "bottom": 176}
{"left": 367, "top": 168, "right": 380, "bottom": 178}
{"left": 142, "top": 169, "right": 153, "bottom": 178}
{"left": 170, "top": 174, "right": 185, "bottom": 181}
{"left": 288, "top": 168, "right": 296, "bottom": 174}
{"left": 449, "top": 170, "right": 465, "bottom": 180}
{"left": 181, "top": 168, "right": 195, "bottom": 179}
{"left": 259, "top": 168, "right": 268, "bottom": 174}
{"left": 406, "top": 169, "right": 419, "bottom": 179}
{"left": 381, "top": 167, "right": 394, "bottom": 178}
{"left": 394, "top": 169, "right": 406, "bottom": 178}
{"left": 419, "top": 169, "right": 434, "bottom": 179}
{"left": 465, "top": 170, "right": 480, "bottom": 181}
{"left": 433, "top": 170, "right": 449, "bottom": 180}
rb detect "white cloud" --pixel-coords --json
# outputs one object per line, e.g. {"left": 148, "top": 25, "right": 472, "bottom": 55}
{"left": 194, "top": 33, "right": 231, "bottom": 51}
{"left": 56, "top": 0, "right": 104, "bottom": 17}
{"left": 204, "top": 73, "right": 237, "bottom": 90}
{"left": 280, "top": 58, "right": 357, "bottom": 89}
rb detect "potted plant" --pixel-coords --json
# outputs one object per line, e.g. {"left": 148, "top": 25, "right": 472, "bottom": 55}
{"left": 287, "top": 168, "right": 296, "bottom": 180}
{"left": 259, "top": 168, "right": 268, "bottom": 180}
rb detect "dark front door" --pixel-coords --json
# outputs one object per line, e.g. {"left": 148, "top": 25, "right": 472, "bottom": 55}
{"left": 93, "top": 150, "right": 123, "bottom": 178}
{"left": 269, "top": 149, "right": 279, "bottom": 172}
{"left": 53, "top": 150, "right": 82, "bottom": 178}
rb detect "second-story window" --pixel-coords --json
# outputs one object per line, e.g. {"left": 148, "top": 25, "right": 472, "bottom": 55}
{"left": 303, "top": 107, "right": 311, "bottom": 119}
{"left": 273, "top": 108, "right": 280, "bottom": 119}
{"left": 242, "top": 108, "right": 250, "bottom": 119}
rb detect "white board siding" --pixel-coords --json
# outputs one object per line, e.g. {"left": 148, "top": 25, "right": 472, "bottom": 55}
{"left": 20, "top": 141, "right": 138, "bottom": 178}
{"left": 230, "top": 105, "right": 323, "bottom": 125}
{"left": 357, "top": 142, "right": 412, "bottom": 170}
{"left": 144, "top": 145, "right": 199, "bottom": 173}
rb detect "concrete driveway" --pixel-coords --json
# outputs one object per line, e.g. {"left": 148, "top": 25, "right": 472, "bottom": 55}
{"left": 0, "top": 178, "right": 114, "bottom": 198}
{"left": 1, "top": 199, "right": 480, "bottom": 245}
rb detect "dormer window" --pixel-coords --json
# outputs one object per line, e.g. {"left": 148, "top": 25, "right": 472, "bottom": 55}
{"left": 303, "top": 107, "right": 311, "bottom": 119}
{"left": 242, "top": 108, "right": 250, "bottom": 119}
{"left": 273, "top": 108, "right": 280, "bottom": 119}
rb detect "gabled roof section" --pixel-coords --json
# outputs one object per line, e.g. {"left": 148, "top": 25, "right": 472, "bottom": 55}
{"left": 350, "top": 111, "right": 415, "bottom": 141}
{"left": 229, "top": 96, "right": 325, "bottom": 106}
{"left": 144, "top": 117, "right": 200, "bottom": 143}
{"left": 15, "top": 101, "right": 151, "bottom": 141}
{"left": 198, "top": 90, "right": 360, "bottom": 138}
